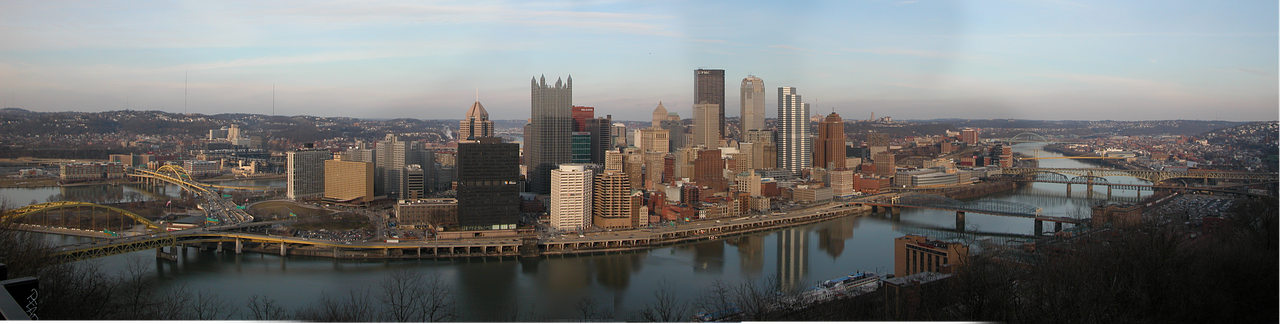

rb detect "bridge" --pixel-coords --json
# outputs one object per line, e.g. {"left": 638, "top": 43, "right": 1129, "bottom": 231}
{"left": 1000, "top": 167, "right": 1279, "bottom": 184}
{"left": 126, "top": 165, "right": 264, "bottom": 225}
{"left": 1000, "top": 132, "right": 1086, "bottom": 144}
{"left": 855, "top": 193, "right": 1082, "bottom": 236}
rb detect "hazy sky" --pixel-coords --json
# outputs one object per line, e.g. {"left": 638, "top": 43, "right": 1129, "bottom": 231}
{"left": 1, "top": 1, "right": 1276, "bottom": 122}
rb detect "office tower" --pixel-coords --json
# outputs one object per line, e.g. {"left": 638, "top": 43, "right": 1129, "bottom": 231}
{"left": 286, "top": 148, "right": 331, "bottom": 200}
{"left": 407, "top": 149, "right": 436, "bottom": 194}
{"left": 651, "top": 102, "right": 668, "bottom": 128}
{"left": 743, "top": 129, "right": 777, "bottom": 170}
{"left": 375, "top": 134, "right": 412, "bottom": 197}
{"left": 551, "top": 164, "right": 593, "bottom": 232}
{"left": 527, "top": 75, "right": 574, "bottom": 194}
{"left": 894, "top": 234, "right": 969, "bottom": 277}
{"left": 228, "top": 124, "right": 241, "bottom": 140}
{"left": 572, "top": 106, "right": 594, "bottom": 132}
{"left": 457, "top": 137, "right": 521, "bottom": 230}
{"left": 644, "top": 151, "right": 666, "bottom": 189}
{"left": 611, "top": 123, "right": 628, "bottom": 148}
{"left": 739, "top": 76, "right": 765, "bottom": 137}
{"left": 604, "top": 150, "right": 625, "bottom": 171}
{"left": 874, "top": 151, "right": 896, "bottom": 178}
{"left": 626, "top": 149, "right": 645, "bottom": 190}
{"left": 460, "top": 101, "right": 495, "bottom": 142}
{"left": 401, "top": 164, "right": 426, "bottom": 200}
{"left": 571, "top": 132, "right": 592, "bottom": 163}
{"left": 777, "top": 87, "right": 811, "bottom": 175}
{"left": 814, "top": 112, "right": 846, "bottom": 170}
{"left": 325, "top": 159, "right": 374, "bottom": 202}
{"left": 341, "top": 148, "right": 376, "bottom": 163}
{"left": 661, "top": 119, "right": 688, "bottom": 150}
{"left": 829, "top": 169, "right": 857, "bottom": 198}
{"left": 694, "top": 148, "right": 728, "bottom": 194}
{"left": 638, "top": 127, "right": 670, "bottom": 154}
{"left": 593, "top": 170, "right": 633, "bottom": 229}
{"left": 695, "top": 69, "right": 726, "bottom": 136}
{"left": 961, "top": 128, "right": 979, "bottom": 144}
{"left": 693, "top": 102, "right": 721, "bottom": 147}
{"left": 585, "top": 117, "right": 612, "bottom": 164}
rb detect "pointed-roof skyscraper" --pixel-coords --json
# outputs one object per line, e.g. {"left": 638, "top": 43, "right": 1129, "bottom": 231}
{"left": 652, "top": 102, "right": 668, "bottom": 128}
{"left": 460, "top": 100, "right": 494, "bottom": 143}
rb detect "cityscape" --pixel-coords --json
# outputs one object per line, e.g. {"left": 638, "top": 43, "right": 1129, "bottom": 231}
{"left": 0, "top": 1, "right": 1277, "bottom": 322}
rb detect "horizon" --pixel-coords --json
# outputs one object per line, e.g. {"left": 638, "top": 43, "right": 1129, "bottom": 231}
{"left": 1, "top": 1, "right": 1276, "bottom": 122}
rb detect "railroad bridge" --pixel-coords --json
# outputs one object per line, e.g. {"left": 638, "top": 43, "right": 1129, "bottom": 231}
{"left": 857, "top": 194, "right": 1081, "bottom": 235}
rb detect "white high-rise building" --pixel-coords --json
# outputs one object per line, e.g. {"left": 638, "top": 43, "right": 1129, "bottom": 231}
{"left": 550, "top": 164, "right": 593, "bottom": 232}
{"left": 740, "top": 76, "right": 765, "bottom": 136}
{"left": 777, "top": 87, "right": 811, "bottom": 175}
{"left": 287, "top": 148, "right": 331, "bottom": 200}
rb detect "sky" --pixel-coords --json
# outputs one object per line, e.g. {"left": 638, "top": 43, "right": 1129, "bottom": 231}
{"left": 0, "top": 0, "right": 1276, "bottom": 122}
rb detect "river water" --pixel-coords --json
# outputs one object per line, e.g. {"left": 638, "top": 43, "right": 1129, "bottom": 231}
{"left": 6, "top": 144, "right": 1150, "bottom": 320}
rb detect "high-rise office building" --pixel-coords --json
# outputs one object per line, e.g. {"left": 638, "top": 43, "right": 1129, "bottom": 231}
{"left": 695, "top": 69, "right": 726, "bottom": 136}
{"left": 743, "top": 129, "right": 777, "bottom": 170}
{"left": 457, "top": 137, "right": 521, "bottom": 230}
{"left": 459, "top": 101, "right": 494, "bottom": 142}
{"left": 638, "top": 127, "right": 670, "bottom": 154}
{"left": 651, "top": 102, "right": 668, "bottom": 128}
{"left": 611, "top": 123, "right": 628, "bottom": 149}
{"left": 777, "top": 87, "right": 811, "bottom": 175}
{"left": 961, "top": 128, "right": 979, "bottom": 144}
{"left": 571, "top": 132, "right": 592, "bottom": 163}
{"left": 287, "top": 147, "right": 331, "bottom": 200}
{"left": 814, "top": 112, "right": 846, "bottom": 170}
{"left": 740, "top": 76, "right": 765, "bottom": 137}
{"left": 694, "top": 148, "right": 728, "bottom": 194}
{"left": 551, "top": 164, "right": 593, "bottom": 232}
{"left": 866, "top": 133, "right": 890, "bottom": 147}
{"left": 572, "top": 106, "right": 594, "bottom": 132}
{"left": 874, "top": 151, "right": 896, "bottom": 178}
{"left": 585, "top": 117, "right": 612, "bottom": 164}
{"left": 324, "top": 159, "right": 374, "bottom": 202}
{"left": 527, "top": 75, "right": 574, "bottom": 194}
{"left": 376, "top": 134, "right": 415, "bottom": 197}
{"left": 401, "top": 164, "right": 426, "bottom": 200}
{"left": 662, "top": 119, "right": 688, "bottom": 151}
{"left": 693, "top": 102, "right": 721, "bottom": 147}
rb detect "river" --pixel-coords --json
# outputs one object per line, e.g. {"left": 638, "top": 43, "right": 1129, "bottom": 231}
{"left": 6, "top": 144, "right": 1150, "bottom": 320}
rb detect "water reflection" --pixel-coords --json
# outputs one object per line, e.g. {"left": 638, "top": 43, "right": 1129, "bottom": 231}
{"left": 726, "top": 235, "right": 764, "bottom": 276}
{"left": 817, "top": 216, "right": 855, "bottom": 259}
{"left": 690, "top": 241, "right": 724, "bottom": 274}
{"left": 776, "top": 228, "right": 807, "bottom": 292}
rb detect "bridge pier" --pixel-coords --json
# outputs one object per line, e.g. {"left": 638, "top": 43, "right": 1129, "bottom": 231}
{"left": 1065, "top": 184, "right": 1071, "bottom": 196}
{"left": 1034, "top": 220, "right": 1043, "bottom": 237}
{"left": 956, "top": 211, "right": 966, "bottom": 232}
{"left": 1107, "top": 186, "right": 1112, "bottom": 200}
{"left": 235, "top": 238, "right": 242, "bottom": 254}
{"left": 215, "top": 242, "right": 223, "bottom": 253}
{"left": 155, "top": 246, "right": 178, "bottom": 261}
{"left": 890, "top": 207, "right": 901, "bottom": 221}
{"left": 280, "top": 243, "right": 287, "bottom": 256}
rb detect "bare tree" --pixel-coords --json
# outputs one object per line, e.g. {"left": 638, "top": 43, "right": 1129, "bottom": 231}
{"left": 635, "top": 280, "right": 689, "bottom": 322}
{"left": 294, "top": 288, "right": 378, "bottom": 322}
{"left": 377, "top": 269, "right": 458, "bottom": 322}
{"left": 245, "top": 294, "right": 291, "bottom": 321}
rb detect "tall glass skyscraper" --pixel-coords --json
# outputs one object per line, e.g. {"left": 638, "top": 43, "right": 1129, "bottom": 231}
{"left": 695, "top": 69, "right": 725, "bottom": 137}
{"left": 777, "top": 87, "right": 810, "bottom": 175}
{"left": 527, "top": 75, "right": 573, "bottom": 194}
{"left": 740, "top": 75, "right": 765, "bottom": 137}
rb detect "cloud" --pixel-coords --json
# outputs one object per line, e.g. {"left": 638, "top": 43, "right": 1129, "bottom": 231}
{"left": 1236, "top": 68, "right": 1276, "bottom": 77}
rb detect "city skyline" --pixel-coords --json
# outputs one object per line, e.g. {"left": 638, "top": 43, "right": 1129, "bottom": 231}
{"left": 0, "top": 1, "right": 1276, "bottom": 122}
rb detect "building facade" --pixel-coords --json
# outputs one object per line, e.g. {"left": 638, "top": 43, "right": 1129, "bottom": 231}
{"left": 894, "top": 234, "right": 969, "bottom": 278}
{"left": 459, "top": 101, "right": 495, "bottom": 142}
{"left": 527, "top": 75, "right": 574, "bottom": 194}
{"left": 695, "top": 69, "right": 726, "bottom": 137}
{"left": 287, "top": 148, "right": 331, "bottom": 200}
{"left": 551, "top": 164, "right": 593, "bottom": 232}
{"left": 456, "top": 137, "right": 521, "bottom": 230}
{"left": 324, "top": 159, "right": 374, "bottom": 202}
{"left": 739, "top": 75, "right": 765, "bottom": 137}
{"left": 693, "top": 102, "right": 721, "bottom": 147}
{"left": 814, "top": 112, "right": 846, "bottom": 170}
{"left": 777, "top": 87, "right": 811, "bottom": 175}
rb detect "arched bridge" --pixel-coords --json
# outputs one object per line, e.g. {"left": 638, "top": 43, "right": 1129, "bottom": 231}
{"left": 2, "top": 201, "right": 168, "bottom": 235}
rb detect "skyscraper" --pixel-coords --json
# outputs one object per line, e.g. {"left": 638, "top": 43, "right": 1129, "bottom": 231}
{"left": 325, "top": 159, "right": 374, "bottom": 202}
{"left": 777, "top": 87, "right": 811, "bottom": 175}
{"left": 693, "top": 102, "right": 721, "bottom": 147}
{"left": 651, "top": 102, "right": 668, "bottom": 128}
{"left": 695, "top": 69, "right": 726, "bottom": 137}
{"left": 585, "top": 117, "right": 612, "bottom": 164}
{"left": 814, "top": 112, "right": 846, "bottom": 170}
{"left": 740, "top": 76, "right": 765, "bottom": 137}
{"left": 457, "top": 137, "right": 521, "bottom": 230}
{"left": 377, "top": 134, "right": 418, "bottom": 197}
{"left": 527, "top": 75, "right": 573, "bottom": 194}
{"left": 459, "top": 101, "right": 494, "bottom": 142}
{"left": 551, "top": 164, "right": 592, "bottom": 232}
{"left": 287, "top": 147, "right": 331, "bottom": 200}
{"left": 571, "top": 106, "right": 594, "bottom": 132}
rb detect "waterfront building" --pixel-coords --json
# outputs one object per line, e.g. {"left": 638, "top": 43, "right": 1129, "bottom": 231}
{"left": 777, "top": 87, "right": 811, "bottom": 175}
{"left": 457, "top": 137, "right": 521, "bottom": 230}
{"left": 551, "top": 164, "right": 593, "bottom": 232}
{"left": 893, "top": 234, "right": 969, "bottom": 278}
{"left": 59, "top": 162, "right": 125, "bottom": 181}
{"left": 695, "top": 69, "right": 726, "bottom": 137}
{"left": 814, "top": 112, "right": 846, "bottom": 170}
{"left": 527, "top": 75, "right": 574, "bottom": 194}
{"left": 459, "top": 101, "right": 495, "bottom": 142}
{"left": 324, "top": 159, "right": 374, "bottom": 202}
{"left": 286, "top": 148, "right": 330, "bottom": 200}
{"left": 593, "top": 170, "right": 634, "bottom": 229}
{"left": 830, "top": 169, "right": 857, "bottom": 197}
{"left": 740, "top": 76, "right": 766, "bottom": 138}
{"left": 183, "top": 160, "right": 222, "bottom": 177}
{"left": 396, "top": 198, "right": 457, "bottom": 228}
